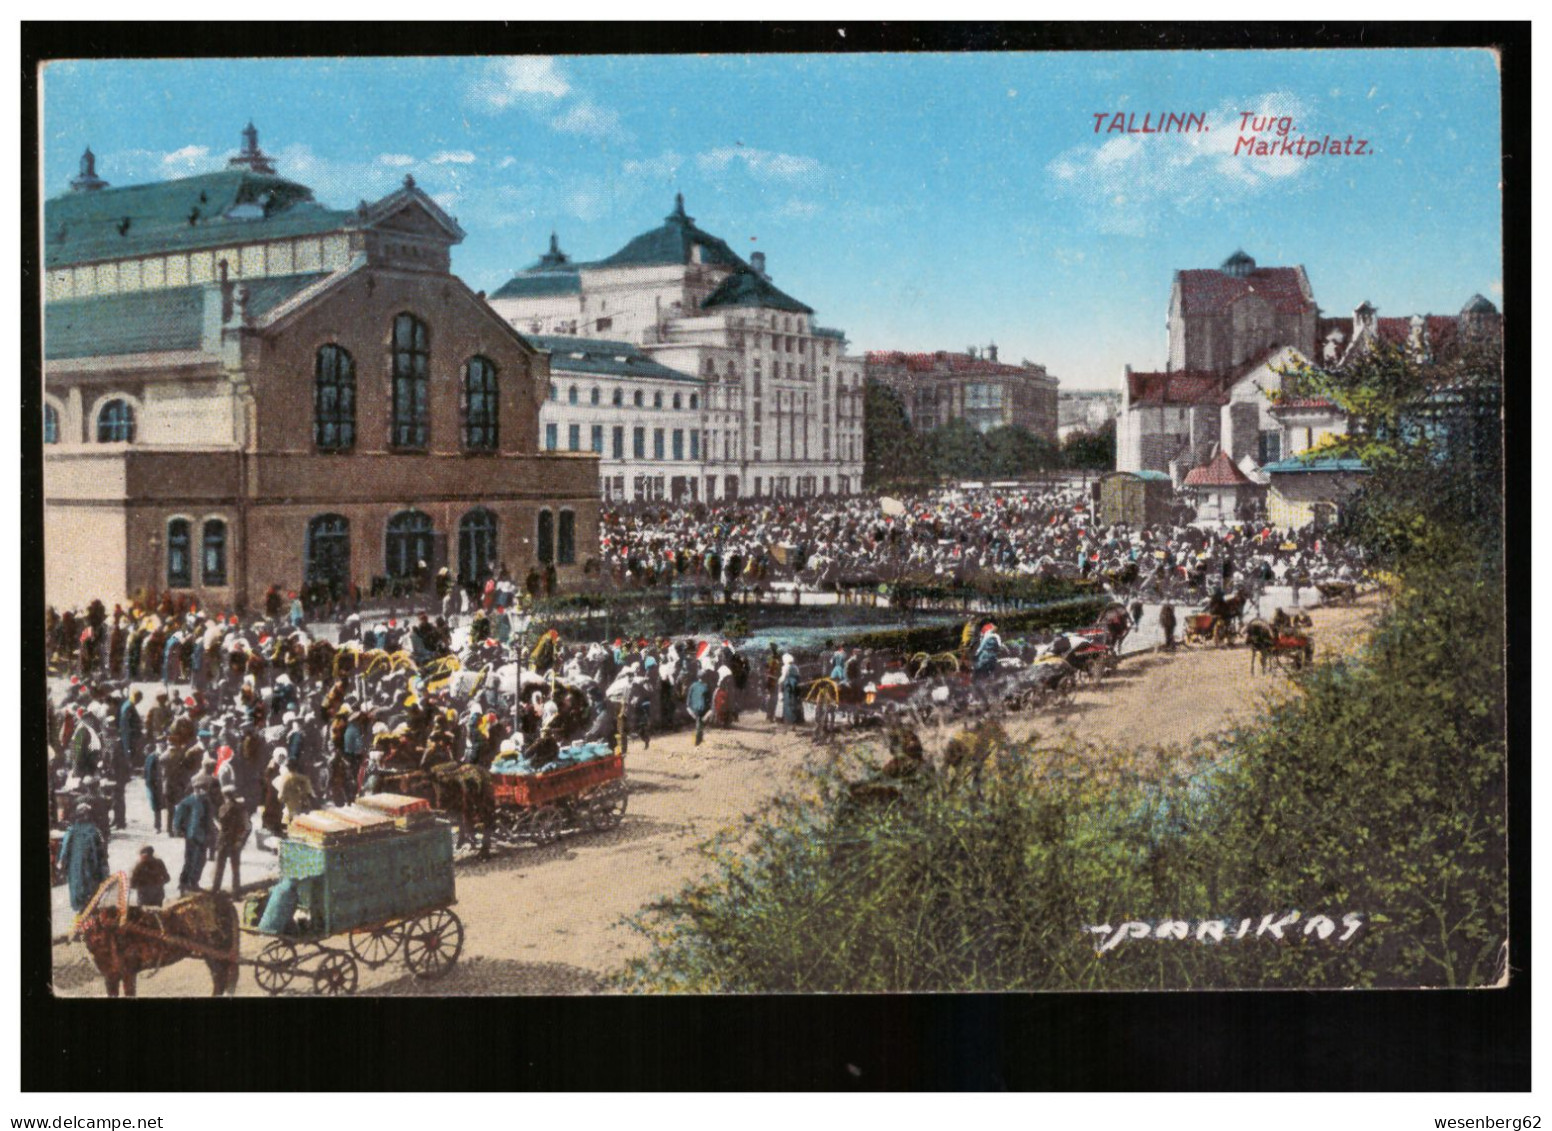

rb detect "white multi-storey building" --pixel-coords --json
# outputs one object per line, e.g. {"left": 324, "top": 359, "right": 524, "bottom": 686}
{"left": 489, "top": 195, "right": 865, "bottom": 501}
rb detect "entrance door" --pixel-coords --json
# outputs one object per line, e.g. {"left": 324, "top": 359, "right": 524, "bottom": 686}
{"left": 306, "top": 514, "right": 351, "bottom": 594}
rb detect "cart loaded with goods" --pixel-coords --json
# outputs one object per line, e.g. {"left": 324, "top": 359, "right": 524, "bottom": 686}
{"left": 486, "top": 741, "right": 628, "bottom": 845}
{"left": 241, "top": 793, "right": 464, "bottom": 995}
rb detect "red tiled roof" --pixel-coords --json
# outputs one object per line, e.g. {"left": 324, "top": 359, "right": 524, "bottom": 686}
{"left": 1184, "top": 449, "right": 1254, "bottom": 487}
{"left": 1126, "top": 369, "right": 1231, "bottom": 406}
{"left": 865, "top": 350, "right": 1048, "bottom": 379}
{"left": 1176, "top": 266, "right": 1314, "bottom": 317}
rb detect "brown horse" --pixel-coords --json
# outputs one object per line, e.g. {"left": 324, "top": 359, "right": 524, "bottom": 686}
{"left": 75, "top": 874, "right": 240, "bottom": 997}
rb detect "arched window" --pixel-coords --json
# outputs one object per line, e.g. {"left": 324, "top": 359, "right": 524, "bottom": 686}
{"left": 390, "top": 313, "right": 429, "bottom": 449}
{"left": 314, "top": 344, "right": 356, "bottom": 451}
{"left": 536, "top": 509, "right": 554, "bottom": 565}
{"left": 567, "top": 384, "right": 579, "bottom": 405}
{"left": 549, "top": 383, "right": 558, "bottom": 402}
{"left": 201, "top": 519, "right": 227, "bottom": 586}
{"left": 97, "top": 398, "right": 135, "bottom": 443}
{"left": 633, "top": 390, "right": 644, "bottom": 408}
{"left": 653, "top": 391, "right": 663, "bottom": 409}
{"left": 458, "top": 508, "right": 499, "bottom": 585}
{"left": 672, "top": 392, "right": 682, "bottom": 410}
{"left": 43, "top": 403, "right": 59, "bottom": 444}
{"left": 462, "top": 356, "right": 499, "bottom": 451}
{"left": 590, "top": 386, "right": 600, "bottom": 406}
{"left": 166, "top": 518, "right": 191, "bottom": 589}
{"left": 612, "top": 389, "right": 623, "bottom": 407}
{"left": 689, "top": 393, "right": 699, "bottom": 410}
{"left": 558, "top": 509, "right": 576, "bottom": 565}
{"left": 306, "top": 514, "right": 351, "bottom": 592}
{"left": 385, "top": 510, "right": 434, "bottom": 579}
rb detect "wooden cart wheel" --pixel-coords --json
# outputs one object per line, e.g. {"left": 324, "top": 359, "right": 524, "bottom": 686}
{"left": 586, "top": 784, "right": 629, "bottom": 831}
{"left": 254, "top": 939, "right": 298, "bottom": 996}
{"left": 348, "top": 922, "right": 405, "bottom": 968}
{"left": 528, "top": 806, "right": 564, "bottom": 845}
{"left": 312, "top": 951, "right": 359, "bottom": 996}
{"left": 403, "top": 909, "right": 464, "bottom": 980}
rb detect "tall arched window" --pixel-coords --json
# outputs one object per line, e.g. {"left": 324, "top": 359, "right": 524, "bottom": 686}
{"left": 612, "top": 389, "right": 623, "bottom": 407}
{"left": 536, "top": 509, "right": 554, "bottom": 565}
{"left": 306, "top": 514, "right": 351, "bottom": 592}
{"left": 557, "top": 509, "right": 576, "bottom": 565}
{"left": 166, "top": 518, "right": 192, "bottom": 589}
{"left": 390, "top": 313, "right": 429, "bottom": 449}
{"left": 590, "top": 386, "right": 600, "bottom": 406}
{"left": 43, "top": 403, "right": 59, "bottom": 444}
{"left": 633, "top": 390, "right": 644, "bottom": 408}
{"left": 689, "top": 393, "right": 699, "bottom": 411}
{"left": 462, "top": 356, "right": 499, "bottom": 451}
{"left": 201, "top": 519, "right": 228, "bottom": 586}
{"left": 314, "top": 344, "right": 356, "bottom": 450}
{"left": 385, "top": 510, "right": 434, "bottom": 579}
{"left": 672, "top": 392, "right": 682, "bottom": 410}
{"left": 567, "top": 384, "right": 579, "bottom": 405}
{"left": 458, "top": 508, "right": 499, "bottom": 585}
{"left": 653, "top": 391, "right": 663, "bottom": 409}
{"left": 97, "top": 398, "right": 135, "bottom": 443}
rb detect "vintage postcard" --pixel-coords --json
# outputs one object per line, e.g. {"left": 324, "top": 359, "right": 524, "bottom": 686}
{"left": 37, "top": 44, "right": 1507, "bottom": 1004}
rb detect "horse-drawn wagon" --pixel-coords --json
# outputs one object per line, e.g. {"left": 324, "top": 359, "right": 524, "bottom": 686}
{"left": 242, "top": 801, "right": 465, "bottom": 995}
{"left": 488, "top": 746, "right": 628, "bottom": 845}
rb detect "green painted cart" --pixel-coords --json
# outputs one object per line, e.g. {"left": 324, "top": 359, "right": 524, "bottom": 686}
{"left": 241, "top": 820, "right": 464, "bottom": 996}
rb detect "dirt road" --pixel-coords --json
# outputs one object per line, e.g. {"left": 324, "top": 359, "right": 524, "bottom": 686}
{"left": 52, "top": 594, "right": 1381, "bottom": 997}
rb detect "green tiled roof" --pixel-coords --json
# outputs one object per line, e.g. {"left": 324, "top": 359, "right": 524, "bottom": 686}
{"left": 1261, "top": 456, "right": 1368, "bottom": 474}
{"left": 530, "top": 335, "right": 702, "bottom": 384}
{"left": 490, "top": 270, "right": 582, "bottom": 300}
{"left": 45, "top": 169, "right": 353, "bottom": 269}
{"left": 592, "top": 194, "right": 747, "bottom": 271}
{"left": 700, "top": 267, "right": 813, "bottom": 315}
{"left": 813, "top": 326, "right": 847, "bottom": 341}
{"left": 45, "top": 272, "right": 332, "bottom": 360}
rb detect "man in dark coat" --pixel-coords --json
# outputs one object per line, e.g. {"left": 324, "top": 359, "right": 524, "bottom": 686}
{"left": 1159, "top": 602, "right": 1177, "bottom": 652}
{"left": 211, "top": 785, "right": 250, "bottom": 895}
{"left": 143, "top": 743, "right": 165, "bottom": 833}
{"left": 170, "top": 787, "right": 212, "bottom": 894}
{"left": 129, "top": 845, "right": 170, "bottom": 908}
{"left": 60, "top": 803, "right": 107, "bottom": 913}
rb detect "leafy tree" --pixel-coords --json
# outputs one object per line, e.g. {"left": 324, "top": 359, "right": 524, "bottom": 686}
{"left": 863, "top": 380, "right": 929, "bottom": 489}
{"left": 1061, "top": 420, "right": 1116, "bottom": 469}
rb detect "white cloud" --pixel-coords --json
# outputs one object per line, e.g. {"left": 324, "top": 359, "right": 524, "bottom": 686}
{"left": 551, "top": 102, "right": 623, "bottom": 140}
{"left": 563, "top": 182, "right": 609, "bottom": 222}
{"left": 431, "top": 192, "right": 461, "bottom": 213}
{"left": 161, "top": 144, "right": 211, "bottom": 172}
{"left": 696, "top": 146, "right": 822, "bottom": 182}
{"left": 1047, "top": 93, "right": 1315, "bottom": 235}
{"left": 622, "top": 151, "right": 682, "bottom": 179}
{"left": 378, "top": 153, "right": 417, "bottom": 168}
{"left": 497, "top": 156, "right": 518, "bottom": 169}
{"left": 469, "top": 57, "right": 570, "bottom": 111}
{"left": 776, "top": 198, "right": 821, "bottom": 219}
{"left": 430, "top": 150, "right": 477, "bottom": 165}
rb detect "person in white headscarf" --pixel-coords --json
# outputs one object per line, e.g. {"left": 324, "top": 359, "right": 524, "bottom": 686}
{"left": 779, "top": 654, "right": 803, "bottom": 725}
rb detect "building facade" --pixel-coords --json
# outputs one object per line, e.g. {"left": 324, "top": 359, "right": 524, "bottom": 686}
{"left": 864, "top": 346, "right": 1060, "bottom": 442}
{"left": 1117, "top": 248, "right": 1501, "bottom": 526}
{"left": 42, "top": 128, "right": 599, "bottom": 612}
{"left": 487, "top": 196, "right": 865, "bottom": 500}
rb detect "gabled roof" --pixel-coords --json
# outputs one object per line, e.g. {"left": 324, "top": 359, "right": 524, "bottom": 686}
{"left": 44, "top": 272, "right": 332, "bottom": 360}
{"left": 530, "top": 335, "right": 702, "bottom": 384}
{"left": 45, "top": 168, "right": 351, "bottom": 269}
{"left": 1183, "top": 449, "right": 1254, "bottom": 487}
{"left": 700, "top": 267, "right": 812, "bottom": 315}
{"left": 1126, "top": 368, "right": 1231, "bottom": 406}
{"left": 592, "top": 194, "right": 747, "bottom": 271}
{"left": 1175, "top": 264, "right": 1314, "bottom": 317}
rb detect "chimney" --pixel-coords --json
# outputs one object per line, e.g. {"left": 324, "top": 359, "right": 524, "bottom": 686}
{"left": 750, "top": 251, "right": 767, "bottom": 279}
{"left": 967, "top": 346, "right": 978, "bottom": 360}
{"left": 986, "top": 342, "right": 999, "bottom": 362}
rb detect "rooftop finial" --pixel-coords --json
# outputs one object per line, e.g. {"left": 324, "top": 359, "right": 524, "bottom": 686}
{"left": 404, "top": 173, "right": 416, "bottom": 190}
{"left": 70, "top": 145, "right": 108, "bottom": 192}
{"left": 668, "top": 191, "right": 691, "bottom": 222}
{"left": 228, "top": 121, "right": 276, "bottom": 175}
{"left": 549, "top": 231, "right": 560, "bottom": 254}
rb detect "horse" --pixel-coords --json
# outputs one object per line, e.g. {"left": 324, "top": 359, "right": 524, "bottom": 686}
{"left": 75, "top": 875, "right": 240, "bottom": 997}
{"left": 1096, "top": 603, "right": 1132, "bottom": 649}
{"left": 382, "top": 765, "right": 496, "bottom": 859}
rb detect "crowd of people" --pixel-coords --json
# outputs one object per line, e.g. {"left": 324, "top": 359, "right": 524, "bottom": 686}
{"left": 47, "top": 485, "right": 1369, "bottom": 917}
{"left": 597, "top": 487, "right": 1364, "bottom": 601}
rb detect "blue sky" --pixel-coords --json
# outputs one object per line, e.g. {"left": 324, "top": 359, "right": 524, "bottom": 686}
{"left": 42, "top": 50, "right": 1502, "bottom": 389}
